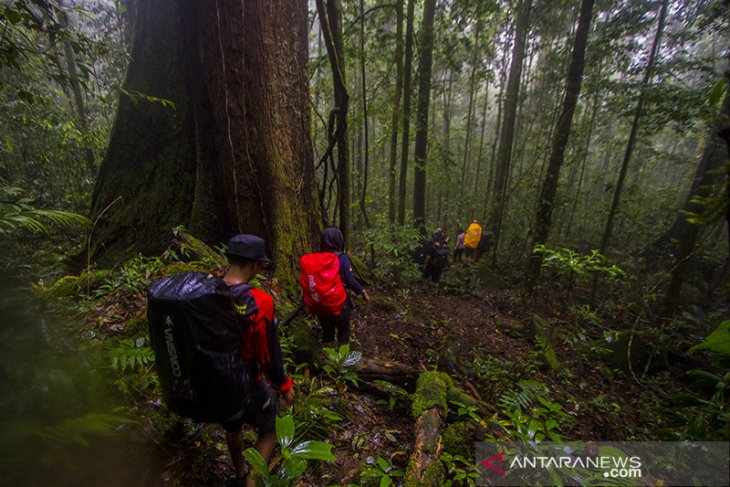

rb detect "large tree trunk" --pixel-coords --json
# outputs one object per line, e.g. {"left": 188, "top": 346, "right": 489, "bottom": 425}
{"left": 89, "top": 0, "right": 319, "bottom": 280}
{"left": 487, "top": 0, "right": 532, "bottom": 263}
{"left": 526, "top": 0, "right": 594, "bottom": 294}
{"left": 412, "top": 0, "right": 437, "bottom": 233}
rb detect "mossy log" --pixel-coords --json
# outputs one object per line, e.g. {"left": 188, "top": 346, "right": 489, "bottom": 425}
{"left": 405, "top": 408, "right": 445, "bottom": 486}
{"left": 172, "top": 229, "right": 228, "bottom": 270}
{"left": 405, "top": 371, "right": 450, "bottom": 486}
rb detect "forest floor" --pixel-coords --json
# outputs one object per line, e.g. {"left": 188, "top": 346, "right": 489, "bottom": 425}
{"left": 136, "top": 261, "right": 675, "bottom": 486}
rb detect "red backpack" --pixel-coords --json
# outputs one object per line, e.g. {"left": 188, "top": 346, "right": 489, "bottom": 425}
{"left": 299, "top": 252, "right": 346, "bottom": 316}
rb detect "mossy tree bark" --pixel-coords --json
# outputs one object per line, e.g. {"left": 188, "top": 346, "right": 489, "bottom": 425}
{"left": 89, "top": 0, "right": 319, "bottom": 280}
{"left": 412, "top": 0, "right": 436, "bottom": 235}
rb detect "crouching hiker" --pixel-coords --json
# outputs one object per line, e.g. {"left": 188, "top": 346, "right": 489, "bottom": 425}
{"left": 222, "top": 235, "right": 295, "bottom": 486}
{"left": 300, "top": 226, "right": 369, "bottom": 346}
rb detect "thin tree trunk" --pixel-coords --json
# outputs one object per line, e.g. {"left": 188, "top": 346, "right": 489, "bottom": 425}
{"left": 592, "top": 0, "right": 668, "bottom": 300}
{"left": 388, "top": 0, "right": 404, "bottom": 224}
{"left": 488, "top": 0, "right": 532, "bottom": 264}
{"left": 485, "top": 42, "right": 508, "bottom": 218}
{"left": 473, "top": 85, "right": 489, "bottom": 217}
{"left": 56, "top": 0, "right": 95, "bottom": 174}
{"left": 398, "top": 0, "right": 416, "bottom": 226}
{"left": 663, "top": 91, "right": 730, "bottom": 314}
{"left": 526, "top": 0, "right": 595, "bottom": 294}
{"left": 459, "top": 20, "right": 481, "bottom": 222}
{"left": 412, "top": 0, "right": 436, "bottom": 234}
{"left": 358, "top": 0, "right": 370, "bottom": 227}
{"left": 563, "top": 87, "right": 600, "bottom": 238}
{"left": 317, "top": 0, "right": 351, "bottom": 245}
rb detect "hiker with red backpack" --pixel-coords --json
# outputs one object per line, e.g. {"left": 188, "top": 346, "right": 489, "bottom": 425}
{"left": 300, "top": 227, "right": 369, "bottom": 346}
{"left": 221, "top": 235, "right": 295, "bottom": 485}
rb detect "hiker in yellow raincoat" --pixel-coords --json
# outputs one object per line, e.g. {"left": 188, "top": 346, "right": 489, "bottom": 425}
{"left": 464, "top": 219, "right": 482, "bottom": 261}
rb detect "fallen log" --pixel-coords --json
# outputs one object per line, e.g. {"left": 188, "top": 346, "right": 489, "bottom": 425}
{"left": 356, "top": 357, "right": 419, "bottom": 383}
{"left": 405, "top": 371, "right": 450, "bottom": 486}
{"left": 407, "top": 408, "right": 444, "bottom": 486}
{"left": 172, "top": 230, "right": 228, "bottom": 270}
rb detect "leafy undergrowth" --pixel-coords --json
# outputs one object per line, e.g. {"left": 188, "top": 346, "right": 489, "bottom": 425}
{"left": 35, "top": 249, "right": 728, "bottom": 486}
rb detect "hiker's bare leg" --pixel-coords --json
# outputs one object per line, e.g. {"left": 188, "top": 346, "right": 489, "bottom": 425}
{"left": 246, "top": 431, "right": 277, "bottom": 487}
{"left": 226, "top": 429, "right": 246, "bottom": 477}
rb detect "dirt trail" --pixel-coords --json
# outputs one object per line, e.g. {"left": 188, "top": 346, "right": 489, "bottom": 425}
{"left": 354, "top": 283, "right": 533, "bottom": 370}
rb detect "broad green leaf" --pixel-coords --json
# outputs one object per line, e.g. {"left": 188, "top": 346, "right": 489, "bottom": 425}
{"left": 276, "top": 415, "right": 295, "bottom": 449}
{"left": 689, "top": 321, "right": 730, "bottom": 356}
{"left": 279, "top": 456, "right": 307, "bottom": 481}
{"left": 243, "top": 447, "right": 271, "bottom": 479}
{"left": 290, "top": 440, "right": 336, "bottom": 461}
{"left": 686, "top": 369, "right": 722, "bottom": 384}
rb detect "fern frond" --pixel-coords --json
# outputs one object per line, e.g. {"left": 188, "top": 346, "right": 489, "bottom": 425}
{"left": 499, "top": 380, "right": 550, "bottom": 410}
{"left": 0, "top": 206, "right": 90, "bottom": 235}
{"left": 36, "top": 413, "right": 137, "bottom": 447}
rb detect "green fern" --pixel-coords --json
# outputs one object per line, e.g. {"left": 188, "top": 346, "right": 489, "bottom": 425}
{"left": 499, "top": 380, "right": 550, "bottom": 410}
{"left": 0, "top": 186, "right": 89, "bottom": 235}
{"left": 36, "top": 413, "right": 137, "bottom": 447}
{"left": 109, "top": 339, "right": 154, "bottom": 372}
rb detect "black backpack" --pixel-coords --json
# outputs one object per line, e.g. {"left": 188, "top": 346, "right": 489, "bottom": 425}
{"left": 432, "top": 246, "right": 449, "bottom": 269}
{"left": 147, "top": 272, "right": 250, "bottom": 424}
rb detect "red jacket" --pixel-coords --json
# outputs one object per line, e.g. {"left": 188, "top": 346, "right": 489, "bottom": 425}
{"left": 228, "top": 284, "right": 292, "bottom": 392}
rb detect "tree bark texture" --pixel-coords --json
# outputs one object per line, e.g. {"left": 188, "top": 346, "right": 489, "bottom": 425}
{"left": 526, "top": 0, "right": 594, "bottom": 293}
{"left": 90, "top": 0, "right": 319, "bottom": 279}
{"left": 56, "top": 0, "right": 95, "bottom": 174}
{"left": 388, "top": 0, "right": 404, "bottom": 225}
{"left": 591, "top": 0, "right": 668, "bottom": 301}
{"left": 412, "top": 0, "right": 436, "bottom": 234}
{"left": 316, "top": 0, "right": 351, "bottom": 246}
{"left": 663, "top": 91, "right": 730, "bottom": 313}
{"left": 596, "top": 0, "right": 668, "bottom": 257}
{"left": 656, "top": 92, "right": 730, "bottom": 253}
{"left": 397, "top": 0, "right": 416, "bottom": 226}
{"left": 488, "top": 0, "right": 532, "bottom": 262}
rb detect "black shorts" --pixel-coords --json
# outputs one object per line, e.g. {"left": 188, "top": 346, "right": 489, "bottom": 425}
{"left": 220, "top": 380, "right": 278, "bottom": 435}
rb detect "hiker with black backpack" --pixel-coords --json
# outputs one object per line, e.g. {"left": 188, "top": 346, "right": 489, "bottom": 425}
{"left": 300, "top": 226, "right": 369, "bottom": 346}
{"left": 221, "top": 235, "right": 295, "bottom": 485}
{"left": 421, "top": 228, "right": 449, "bottom": 291}
{"left": 147, "top": 234, "right": 294, "bottom": 486}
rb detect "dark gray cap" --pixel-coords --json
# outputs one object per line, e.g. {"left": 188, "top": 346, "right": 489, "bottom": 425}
{"left": 225, "top": 234, "right": 271, "bottom": 264}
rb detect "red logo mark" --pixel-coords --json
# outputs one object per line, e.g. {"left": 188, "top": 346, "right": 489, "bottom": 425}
{"left": 481, "top": 450, "right": 507, "bottom": 475}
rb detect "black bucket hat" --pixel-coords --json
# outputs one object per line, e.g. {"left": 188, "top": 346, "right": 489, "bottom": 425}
{"left": 225, "top": 234, "right": 271, "bottom": 264}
